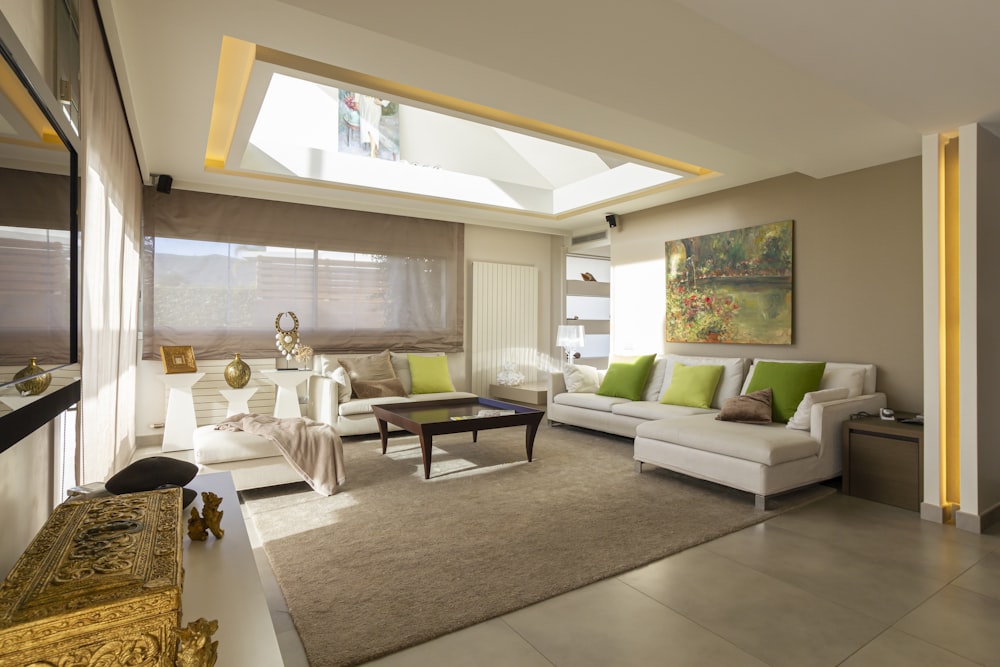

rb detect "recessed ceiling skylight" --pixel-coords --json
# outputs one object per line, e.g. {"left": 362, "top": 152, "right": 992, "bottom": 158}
{"left": 205, "top": 38, "right": 713, "bottom": 219}
{"left": 243, "top": 73, "right": 682, "bottom": 215}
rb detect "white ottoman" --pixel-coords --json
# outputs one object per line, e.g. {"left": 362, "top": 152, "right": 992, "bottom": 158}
{"left": 192, "top": 425, "right": 302, "bottom": 490}
{"left": 193, "top": 425, "right": 281, "bottom": 464}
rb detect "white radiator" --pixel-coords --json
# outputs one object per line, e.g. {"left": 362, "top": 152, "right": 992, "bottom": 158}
{"left": 162, "top": 358, "right": 279, "bottom": 427}
{"left": 471, "top": 261, "right": 538, "bottom": 396}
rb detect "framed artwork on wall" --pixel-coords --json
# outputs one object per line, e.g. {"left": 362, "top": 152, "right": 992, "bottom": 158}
{"left": 665, "top": 220, "right": 793, "bottom": 344}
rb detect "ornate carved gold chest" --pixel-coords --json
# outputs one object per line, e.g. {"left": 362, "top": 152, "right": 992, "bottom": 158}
{"left": 0, "top": 487, "right": 184, "bottom": 666}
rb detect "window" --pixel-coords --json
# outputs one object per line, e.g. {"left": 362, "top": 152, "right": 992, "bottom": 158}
{"left": 142, "top": 190, "right": 463, "bottom": 358}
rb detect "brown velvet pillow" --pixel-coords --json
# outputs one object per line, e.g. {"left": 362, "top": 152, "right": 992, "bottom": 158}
{"left": 339, "top": 350, "right": 397, "bottom": 398}
{"left": 716, "top": 388, "right": 773, "bottom": 424}
{"left": 352, "top": 378, "right": 408, "bottom": 399}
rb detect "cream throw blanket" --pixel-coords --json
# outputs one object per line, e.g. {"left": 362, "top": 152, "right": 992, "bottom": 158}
{"left": 215, "top": 413, "right": 345, "bottom": 495}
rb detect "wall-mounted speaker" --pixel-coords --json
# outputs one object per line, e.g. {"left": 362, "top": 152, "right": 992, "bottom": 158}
{"left": 606, "top": 213, "right": 618, "bottom": 229}
{"left": 155, "top": 174, "right": 173, "bottom": 194}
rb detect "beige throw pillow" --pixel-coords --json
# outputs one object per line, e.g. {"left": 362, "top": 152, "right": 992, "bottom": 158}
{"left": 338, "top": 350, "right": 398, "bottom": 398}
{"left": 716, "top": 388, "right": 773, "bottom": 424}
{"left": 353, "top": 378, "right": 408, "bottom": 399}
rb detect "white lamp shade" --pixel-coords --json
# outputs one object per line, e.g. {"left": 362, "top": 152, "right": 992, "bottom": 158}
{"left": 556, "top": 325, "right": 586, "bottom": 348}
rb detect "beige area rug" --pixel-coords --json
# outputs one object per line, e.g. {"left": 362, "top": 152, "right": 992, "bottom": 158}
{"left": 243, "top": 422, "right": 834, "bottom": 667}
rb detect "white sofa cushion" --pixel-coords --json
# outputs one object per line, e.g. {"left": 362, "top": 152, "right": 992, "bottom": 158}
{"left": 338, "top": 391, "right": 477, "bottom": 417}
{"left": 819, "top": 366, "right": 865, "bottom": 397}
{"left": 327, "top": 366, "right": 352, "bottom": 403}
{"left": 658, "top": 354, "right": 749, "bottom": 409}
{"left": 553, "top": 392, "right": 630, "bottom": 413}
{"left": 339, "top": 395, "right": 411, "bottom": 417}
{"left": 564, "top": 364, "right": 601, "bottom": 393}
{"left": 786, "top": 387, "right": 849, "bottom": 430}
{"left": 636, "top": 414, "right": 820, "bottom": 466}
{"left": 612, "top": 401, "right": 715, "bottom": 421}
{"left": 641, "top": 356, "right": 669, "bottom": 402}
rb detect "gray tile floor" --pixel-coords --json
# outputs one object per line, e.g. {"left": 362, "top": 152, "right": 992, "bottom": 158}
{"left": 244, "top": 491, "right": 1000, "bottom": 667}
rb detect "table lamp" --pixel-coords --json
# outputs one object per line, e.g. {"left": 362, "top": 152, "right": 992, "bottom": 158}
{"left": 556, "top": 325, "right": 586, "bottom": 364}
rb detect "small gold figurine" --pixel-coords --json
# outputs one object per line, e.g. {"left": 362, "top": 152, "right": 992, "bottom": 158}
{"left": 187, "top": 506, "right": 208, "bottom": 541}
{"left": 175, "top": 617, "right": 219, "bottom": 667}
{"left": 201, "top": 491, "right": 224, "bottom": 539}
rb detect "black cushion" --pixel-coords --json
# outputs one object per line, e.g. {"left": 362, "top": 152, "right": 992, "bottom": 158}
{"left": 105, "top": 456, "right": 198, "bottom": 495}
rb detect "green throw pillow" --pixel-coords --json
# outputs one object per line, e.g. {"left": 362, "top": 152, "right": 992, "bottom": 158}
{"left": 597, "top": 354, "right": 656, "bottom": 401}
{"left": 746, "top": 361, "right": 826, "bottom": 423}
{"left": 408, "top": 354, "right": 455, "bottom": 394}
{"left": 659, "top": 363, "right": 724, "bottom": 409}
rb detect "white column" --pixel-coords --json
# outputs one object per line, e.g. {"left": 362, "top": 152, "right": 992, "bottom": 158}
{"left": 157, "top": 372, "right": 205, "bottom": 452}
{"left": 260, "top": 369, "right": 314, "bottom": 418}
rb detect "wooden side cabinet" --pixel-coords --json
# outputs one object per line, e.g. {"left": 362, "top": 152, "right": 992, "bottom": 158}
{"left": 842, "top": 417, "right": 924, "bottom": 511}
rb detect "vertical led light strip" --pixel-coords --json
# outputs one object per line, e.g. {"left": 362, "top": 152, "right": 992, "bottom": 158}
{"left": 940, "top": 134, "right": 961, "bottom": 514}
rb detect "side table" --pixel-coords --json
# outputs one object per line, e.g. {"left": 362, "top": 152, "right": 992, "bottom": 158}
{"left": 157, "top": 372, "right": 206, "bottom": 452}
{"left": 260, "top": 369, "right": 314, "bottom": 418}
{"left": 842, "top": 416, "right": 924, "bottom": 511}
{"left": 219, "top": 387, "right": 258, "bottom": 417}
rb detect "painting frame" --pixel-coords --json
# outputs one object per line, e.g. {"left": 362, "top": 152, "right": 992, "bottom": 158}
{"left": 665, "top": 220, "right": 794, "bottom": 345}
{"left": 160, "top": 345, "right": 197, "bottom": 374}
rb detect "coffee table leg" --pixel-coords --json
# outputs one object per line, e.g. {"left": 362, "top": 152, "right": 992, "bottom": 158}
{"left": 419, "top": 433, "right": 433, "bottom": 479}
{"left": 472, "top": 430, "right": 478, "bottom": 443}
{"left": 376, "top": 418, "right": 389, "bottom": 455}
{"left": 525, "top": 420, "right": 541, "bottom": 462}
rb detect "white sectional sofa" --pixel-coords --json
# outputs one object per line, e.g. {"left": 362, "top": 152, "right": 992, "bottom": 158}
{"left": 308, "top": 351, "right": 475, "bottom": 436}
{"left": 548, "top": 354, "right": 887, "bottom": 508}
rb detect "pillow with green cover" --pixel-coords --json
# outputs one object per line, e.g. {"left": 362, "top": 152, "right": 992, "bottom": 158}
{"left": 408, "top": 354, "right": 455, "bottom": 394}
{"left": 596, "top": 354, "right": 656, "bottom": 401}
{"left": 745, "top": 361, "right": 826, "bottom": 423}
{"left": 659, "top": 362, "right": 724, "bottom": 409}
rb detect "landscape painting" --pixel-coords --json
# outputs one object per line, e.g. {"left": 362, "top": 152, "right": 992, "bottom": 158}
{"left": 665, "top": 220, "right": 793, "bottom": 344}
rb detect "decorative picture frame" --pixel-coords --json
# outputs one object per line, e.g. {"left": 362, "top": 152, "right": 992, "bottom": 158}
{"left": 665, "top": 220, "right": 794, "bottom": 344}
{"left": 160, "top": 345, "right": 197, "bottom": 374}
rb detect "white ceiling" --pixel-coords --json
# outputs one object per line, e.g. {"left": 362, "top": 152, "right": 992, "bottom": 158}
{"left": 98, "top": 0, "right": 1000, "bottom": 238}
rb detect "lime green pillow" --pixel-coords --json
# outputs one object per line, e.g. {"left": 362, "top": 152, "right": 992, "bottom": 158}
{"left": 659, "top": 363, "right": 724, "bottom": 409}
{"left": 746, "top": 361, "right": 826, "bottom": 423}
{"left": 408, "top": 354, "right": 455, "bottom": 394}
{"left": 597, "top": 354, "right": 656, "bottom": 401}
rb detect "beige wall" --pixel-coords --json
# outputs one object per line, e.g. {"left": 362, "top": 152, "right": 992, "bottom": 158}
{"left": 463, "top": 224, "right": 563, "bottom": 383}
{"left": 0, "top": 423, "right": 57, "bottom": 577}
{"left": 975, "top": 126, "right": 1000, "bottom": 516}
{"left": 611, "top": 158, "right": 923, "bottom": 412}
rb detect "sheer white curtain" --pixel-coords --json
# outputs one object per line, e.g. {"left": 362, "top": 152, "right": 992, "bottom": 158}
{"left": 77, "top": 0, "right": 142, "bottom": 484}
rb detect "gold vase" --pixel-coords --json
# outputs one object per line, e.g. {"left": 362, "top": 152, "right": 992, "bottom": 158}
{"left": 14, "top": 357, "right": 52, "bottom": 396}
{"left": 223, "top": 353, "right": 252, "bottom": 389}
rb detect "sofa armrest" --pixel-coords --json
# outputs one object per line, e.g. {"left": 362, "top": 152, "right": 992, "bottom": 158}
{"left": 548, "top": 371, "right": 568, "bottom": 396}
{"left": 810, "top": 392, "right": 887, "bottom": 462}
{"left": 308, "top": 374, "right": 340, "bottom": 425}
{"left": 547, "top": 371, "right": 567, "bottom": 413}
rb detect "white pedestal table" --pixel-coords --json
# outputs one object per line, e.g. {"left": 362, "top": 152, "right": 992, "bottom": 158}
{"left": 259, "top": 369, "right": 314, "bottom": 418}
{"left": 157, "top": 372, "right": 206, "bottom": 452}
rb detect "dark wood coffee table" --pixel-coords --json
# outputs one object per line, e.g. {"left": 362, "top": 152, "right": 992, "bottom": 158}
{"left": 372, "top": 397, "right": 544, "bottom": 479}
